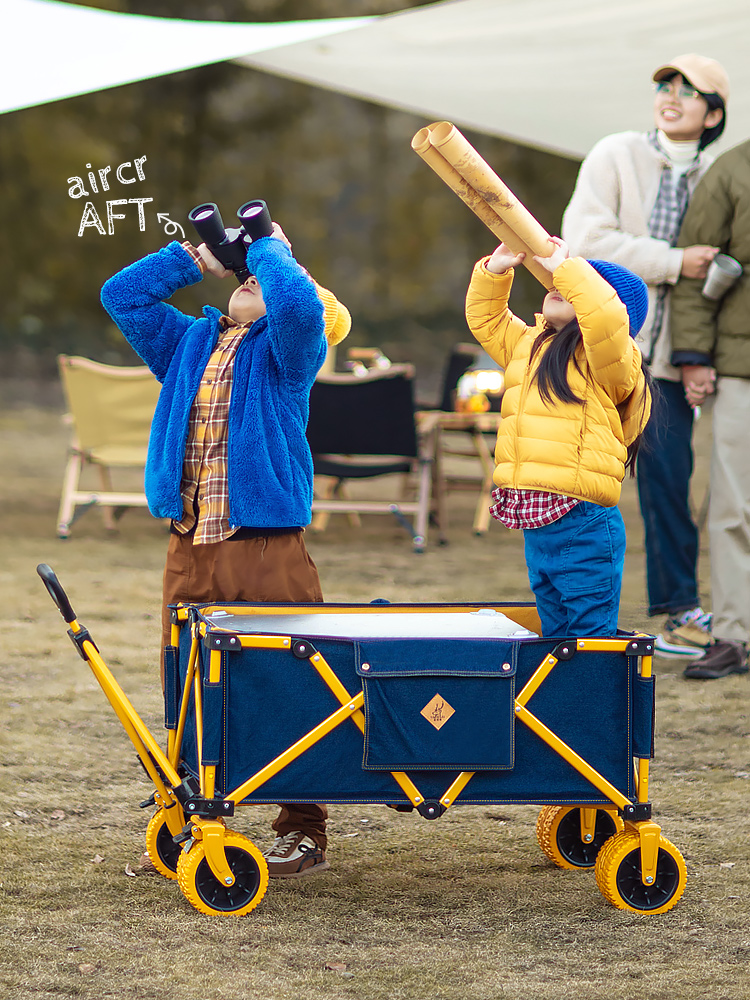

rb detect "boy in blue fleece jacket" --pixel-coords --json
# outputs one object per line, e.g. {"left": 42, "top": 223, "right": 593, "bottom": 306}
{"left": 101, "top": 224, "right": 350, "bottom": 878}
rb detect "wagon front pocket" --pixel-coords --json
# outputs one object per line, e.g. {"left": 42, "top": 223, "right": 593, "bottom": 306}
{"left": 355, "top": 638, "right": 517, "bottom": 771}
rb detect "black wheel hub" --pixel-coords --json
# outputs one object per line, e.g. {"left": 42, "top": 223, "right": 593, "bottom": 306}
{"left": 556, "top": 809, "right": 617, "bottom": 868}
{"left": 615, "top": 847, "right": 681, "bottom": 911}
{"left": 193, "top": 847, "right": 262, "bottom": 912}
{"left": 155, "top": 819, "right": 181, "bottom": 873}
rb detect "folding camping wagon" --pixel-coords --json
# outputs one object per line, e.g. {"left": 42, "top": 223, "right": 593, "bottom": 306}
{"left": 38, "top": 563, "right": 686, "bottom": 917}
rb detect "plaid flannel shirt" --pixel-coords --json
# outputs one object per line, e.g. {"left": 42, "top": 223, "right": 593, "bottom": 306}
{"left": 646, "top": 131, "right": 694, "bottom": 358}
{"left": 173, "top": 242, "right": 247, "bottom": 543}
{"left": 490, "top": 487, "right": 580, "bottom": 530}
{"left": 173, "top": 315, "right": 249, "bottom": 544}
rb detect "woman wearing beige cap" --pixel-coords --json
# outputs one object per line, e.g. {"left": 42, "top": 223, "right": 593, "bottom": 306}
{"left": 562, "top": 53, "right": 728, "bottom": 660}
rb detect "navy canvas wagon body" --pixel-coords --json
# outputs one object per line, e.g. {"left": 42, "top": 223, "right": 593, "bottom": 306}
{"left": 39, "top": 563, "right": 685, "bottom": 918}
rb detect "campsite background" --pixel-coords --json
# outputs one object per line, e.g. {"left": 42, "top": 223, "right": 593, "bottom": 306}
{"left": 3, "top": 378, "right": 750, "bottom": 1000}
{"left": 0, "top": 0, "right": 579, "bottom": 405}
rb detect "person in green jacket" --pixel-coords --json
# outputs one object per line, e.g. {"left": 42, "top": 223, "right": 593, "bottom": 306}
{"left": 671, "top": 139, "right": 750, "bottom": 680}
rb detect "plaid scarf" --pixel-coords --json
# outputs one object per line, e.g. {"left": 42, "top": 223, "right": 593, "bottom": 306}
{"left": 646, "top": 131, "right": 695, "bottom": 359}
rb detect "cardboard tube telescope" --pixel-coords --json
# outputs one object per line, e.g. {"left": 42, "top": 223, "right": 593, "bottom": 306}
{"left": 411, "top": 122, "right": 554, "bottom": 290}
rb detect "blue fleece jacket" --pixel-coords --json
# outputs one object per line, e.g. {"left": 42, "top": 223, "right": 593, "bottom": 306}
{"left": 100, "top": 238, "right": 326, "bottom": 527}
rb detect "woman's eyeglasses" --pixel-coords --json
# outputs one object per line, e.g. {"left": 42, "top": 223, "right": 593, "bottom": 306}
{"left": 653, "top": 80, "right": 701, "bottom": 101}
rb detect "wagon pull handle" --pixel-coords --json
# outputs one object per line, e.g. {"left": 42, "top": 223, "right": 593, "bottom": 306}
{"left": 36, "top": 564, "right": 77, "bottom": 624}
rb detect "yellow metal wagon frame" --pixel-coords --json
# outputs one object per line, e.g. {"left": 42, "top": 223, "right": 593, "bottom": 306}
{"left": 38, "top": 564, "right": 686, "bottom": 917}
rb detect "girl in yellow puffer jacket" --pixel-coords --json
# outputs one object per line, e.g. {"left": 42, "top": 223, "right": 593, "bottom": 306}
{"left": 465, "top": 237, "right": 653, "bottom": 637}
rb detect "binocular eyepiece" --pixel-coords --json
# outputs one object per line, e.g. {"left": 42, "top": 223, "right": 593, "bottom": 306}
{"left": 187, "top": 200, "right": 273, "bottom": 282}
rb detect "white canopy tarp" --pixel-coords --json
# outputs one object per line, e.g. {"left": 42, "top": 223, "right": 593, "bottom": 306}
{"left": 242, "top": 0, "right": 750, "bottom": 158}
{"left": 2, "top": 0, "right": 372, "bottom": 115}
{"left": 4, "top": 0, "right": 750, "bottom": 158}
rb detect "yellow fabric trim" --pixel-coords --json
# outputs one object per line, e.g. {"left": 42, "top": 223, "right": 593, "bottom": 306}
{"left": 315, "top": 282, "right": 352, "bottom": 346}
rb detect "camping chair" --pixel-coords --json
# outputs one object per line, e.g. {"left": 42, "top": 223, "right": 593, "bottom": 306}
{"left": 307, "top": 364, "right": 445, "bottom": 553}
{"left": 344, "top": 346, "right": 392, "bottom": 376}
{"left": 56, "top": 354, "right": 160, "bottom": 538}
{"left": 437, "top": 342, "right": 484, "bottom": 412}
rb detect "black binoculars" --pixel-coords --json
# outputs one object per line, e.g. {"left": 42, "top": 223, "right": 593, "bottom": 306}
{"left": 187, "top": 200, "right": 273, "bottom": 282}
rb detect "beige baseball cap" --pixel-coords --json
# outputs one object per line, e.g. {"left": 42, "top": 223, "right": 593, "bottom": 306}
{"left": 653, "top": 54, "right": 730, "bottom": 103}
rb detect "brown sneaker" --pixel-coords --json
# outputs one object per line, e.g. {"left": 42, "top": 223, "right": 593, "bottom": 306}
{"left": 263, "top": 831, "right": 330, "bottom": 878}
{"left": 683, "top": 640, "right": 749, "bottom": 680}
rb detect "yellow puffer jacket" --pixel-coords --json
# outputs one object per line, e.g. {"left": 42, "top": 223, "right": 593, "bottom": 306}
{"left": 465, "top": 256, "right": 651, "bottom": 507}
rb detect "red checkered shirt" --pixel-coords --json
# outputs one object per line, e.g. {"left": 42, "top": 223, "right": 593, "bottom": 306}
{"left": 173, "top": 316, "right": 249, "bottom": 544}
{"left": 490, "top": 487, "right": 580, "bottom": 529}
{"left": 172, "top": 242, "right": 246, "bottom": 543}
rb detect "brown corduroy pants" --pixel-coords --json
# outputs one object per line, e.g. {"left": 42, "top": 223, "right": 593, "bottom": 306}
{"left": 162, "top": 528, "right": 328, "bottom": 848}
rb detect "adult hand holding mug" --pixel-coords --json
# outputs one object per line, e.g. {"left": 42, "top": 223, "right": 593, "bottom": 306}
{"left": 701, "top": 253, "right": 743, "bottom": 300}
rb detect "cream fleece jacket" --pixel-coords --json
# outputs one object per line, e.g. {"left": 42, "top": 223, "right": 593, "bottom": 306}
{"left": 562, "top": 131, "right": 714, "bottom": 380}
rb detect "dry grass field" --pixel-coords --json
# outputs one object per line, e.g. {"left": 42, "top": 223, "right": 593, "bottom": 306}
{"left": 1, "top": 390, "right": 749, "bottom": 1000}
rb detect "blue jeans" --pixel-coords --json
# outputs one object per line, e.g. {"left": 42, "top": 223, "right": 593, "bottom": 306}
{"left": 636, "top": 378, "right": 699, "bottom": 617}
{"left": 523, "top": 501, "right": 626, "bottom": 637}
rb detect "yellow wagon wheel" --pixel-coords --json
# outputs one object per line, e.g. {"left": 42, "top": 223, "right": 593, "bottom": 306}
{"left": 595, "top": 831, "right": 686, "bottom": 914}
{"left": 145, "top": 808, "right": 182, "bottom": 880}
{"left": 177, "top": 831, "right": 269, "bottom": 917}
{"left": 536, "top": 805, "right": 624, "bottom": 870}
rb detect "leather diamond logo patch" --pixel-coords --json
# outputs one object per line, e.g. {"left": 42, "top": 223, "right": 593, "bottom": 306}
{"left": 420, "top": 693, "right": 455, "bottom": 730}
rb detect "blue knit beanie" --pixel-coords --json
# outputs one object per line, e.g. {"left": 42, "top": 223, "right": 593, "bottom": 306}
{"left": 587, "top": 259, "right": 649, "bottom": 337}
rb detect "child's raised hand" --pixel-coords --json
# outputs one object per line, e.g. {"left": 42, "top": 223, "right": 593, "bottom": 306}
{"left": 270, "top": 222, "right": 292, "bottom": 251}
{"left": 196, "top": 243, "right": 232, "bottom": 279}
{"left": 486, "top": 243, "right": 526, "bottom": 274}
{"left": 533, "top": 236, "right": 569, "bottom": 274}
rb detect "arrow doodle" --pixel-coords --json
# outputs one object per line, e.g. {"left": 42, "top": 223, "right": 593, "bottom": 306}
{"left": 157, "top": 213, "right": 185, "bottom": 239}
